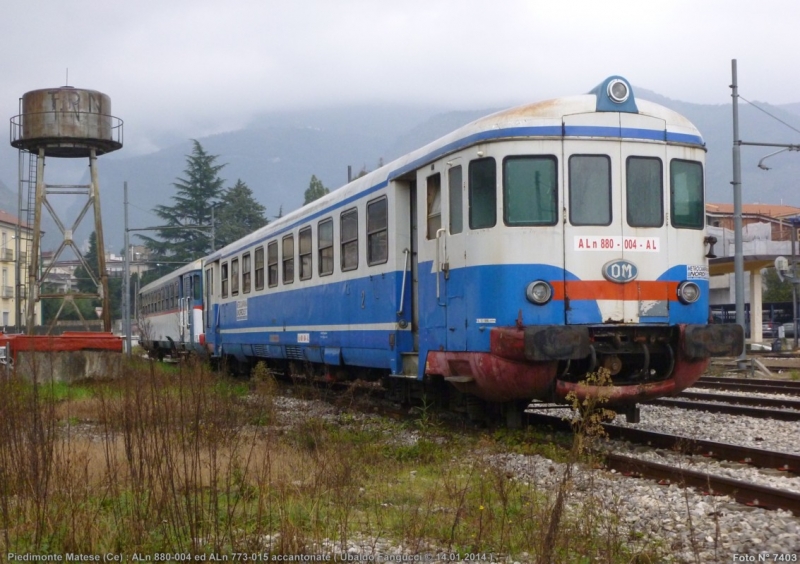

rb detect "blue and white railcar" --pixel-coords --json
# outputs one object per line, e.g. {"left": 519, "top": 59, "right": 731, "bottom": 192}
{"left": 203, "top": 76, "right": 742, "bottom": 415}
{"left": 138, "top": 259, "right": 204, "bottom": 358}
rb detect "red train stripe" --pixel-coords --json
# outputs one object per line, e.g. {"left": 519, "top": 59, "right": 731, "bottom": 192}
{"left": 550, "top": 280, "right": 679, "bottom": 301}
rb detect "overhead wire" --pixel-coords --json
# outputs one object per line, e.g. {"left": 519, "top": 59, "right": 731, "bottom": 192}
{"left": 739, "top": 94, "right": 800, "bottom": 137}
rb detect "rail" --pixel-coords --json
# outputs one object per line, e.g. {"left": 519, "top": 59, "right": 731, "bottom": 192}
{"left": 607, "top": 453, "right": 800, "bottom": 515}
{"left": 525, "top": 411, "right": 800, "bottom": 473}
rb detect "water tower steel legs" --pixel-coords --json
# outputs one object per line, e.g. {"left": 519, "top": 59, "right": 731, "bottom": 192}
{"left": 26, "top": 147, "right": 111, "bottom": 334}
{"left": 90, "top": 148, "right": 111, "bottom": 333}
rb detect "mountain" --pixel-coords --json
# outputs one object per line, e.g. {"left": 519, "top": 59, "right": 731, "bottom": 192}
{"left": 61, "top": 105, "right": 450, "bottom": 250}
{"left": 1, "top": 90, "right": 799, "bottom": 252}
{"left": 635, "top": 87, "right": 800, "bottom": 207}
{"left": 781, "top": 103, "right": 800, "bottom": 118}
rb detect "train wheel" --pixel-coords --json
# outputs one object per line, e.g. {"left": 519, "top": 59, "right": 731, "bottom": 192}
{"left": 503, "top": 400, "right": 528, "bottom": 429}
{"left": 466, "top": 395, "right": 486, "bottom": 425}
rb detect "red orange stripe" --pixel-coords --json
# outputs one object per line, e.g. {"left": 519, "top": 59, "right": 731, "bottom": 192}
{"left": 550, "top": 280, "right": 679, "bottom": 301}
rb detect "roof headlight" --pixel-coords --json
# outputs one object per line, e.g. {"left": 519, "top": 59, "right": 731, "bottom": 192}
{"left": 677, "top": 281, "right": 701, "bottom": 304}
{"left": 607, "top": 79, "right": 629, "bottom": 104}
{"left": 526, "top": 280, "right": 552, "bottom": 305}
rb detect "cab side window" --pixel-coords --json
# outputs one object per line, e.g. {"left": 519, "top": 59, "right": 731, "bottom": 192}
{"left": 469, "top": 158, "right": 497, "bottom": 229}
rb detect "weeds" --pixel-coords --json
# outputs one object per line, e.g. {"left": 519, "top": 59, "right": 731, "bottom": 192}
{"left": 536, "top": 368, "right": 615, "bottom": 564}
{"left": 0, "top": 359, "right": 668, "bottom": 562}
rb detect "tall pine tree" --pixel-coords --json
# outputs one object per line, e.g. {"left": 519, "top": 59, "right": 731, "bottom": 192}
{"left": 215, "top": 179, "right": 268, "bottom": 248}
{"left": 304, "top": 175, "right": 329, "bottom": 205}
{"left": 140, "top": 140, "right": 224, "bottom": 269}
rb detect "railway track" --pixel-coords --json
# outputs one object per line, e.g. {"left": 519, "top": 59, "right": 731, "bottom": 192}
{"left": 525, "top": 411, "right": 800, "bottom": 515}
{"left": 605, "top": 454, "right": 800, "bottom": 514}
{"left": 648, "top": 397, "right": 800, "bottom": 420}
{"left": 676, "top": 389, "right": 800, "bottom": 410}
{"left": 694, "top": 375, "right": 800, "bottom": 395}
{"left": 282, "top": 373, "right": 800, "bottom": 515}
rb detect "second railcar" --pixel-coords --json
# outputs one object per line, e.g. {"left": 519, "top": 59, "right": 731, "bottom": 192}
{"left": 138, "top": 259, "right": 205, "bottom": 358}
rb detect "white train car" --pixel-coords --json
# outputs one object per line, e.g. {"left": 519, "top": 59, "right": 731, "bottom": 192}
{"left": 138, "top": 259, "right": 204, "bottom": 359}
{"left": 201, "top": 77, "right": 742, "bottom": 421}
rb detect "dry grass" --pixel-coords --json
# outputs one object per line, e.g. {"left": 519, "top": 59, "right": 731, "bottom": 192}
{"left": 0, "top": 358, "right": 667, "bottom": 562}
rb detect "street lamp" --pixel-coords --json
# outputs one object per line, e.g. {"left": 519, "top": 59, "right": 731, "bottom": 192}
{"left": 758, "top": 147, "right": 799, "bottom": 170}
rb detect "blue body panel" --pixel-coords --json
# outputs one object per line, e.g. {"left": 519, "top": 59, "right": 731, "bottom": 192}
{"left": 209, "top": 261, "right": 708, "bottom": 378}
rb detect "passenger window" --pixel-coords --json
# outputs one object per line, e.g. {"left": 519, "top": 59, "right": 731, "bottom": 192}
{"left": 221, "top": 262, "right": 229, "bottom": 298}
{"left": 231, "top": 258, "right": 239, "bottom": 295}
{"left": 469, "top": 157, "right": 497, "bottom": 229}
{"left": 267, "top": 241, "right": 278, "bottom": 288}
{"left": 627, "top": 157, "right": 663, "bottom": 227}
{"left": 503, "top": 156, "right": 558, "bottom": 226}
{"left": 341, "top": 208, "right": 358, "bottom": 271}
{"left": 255, "top": 247, "right": 265, "bottom": 290}
{"left": 318, "top": 218, "right": 334, "bottom": 276}
{"left": 670, "top": 159, "right": 704, "bottom": 229}
{"left": 569, "top": 155, "right": 611, "bottom": 226}
{"left": 282, "top": 235, "right": 294, "bottom": 284}
{"left": 426, "top": 174, "right": 441, "bottom": 239}
{"left": 299, "top": 227, "right": 312, "bottom": 281}
{"left": 242, "top": 253, "right": 251, "bottom": 293}
{"left": 367, "top": 197, "right": 388, "bottom": 265}
{"left": 449, "top": 165, "right": 463, "bottom": 234}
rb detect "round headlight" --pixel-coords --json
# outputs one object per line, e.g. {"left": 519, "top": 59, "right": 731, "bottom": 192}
{"left": 677, "top": 281, "right": 701, "bottom": 304}
{"left": 526, "top": 280, "right": 552, "bottom": 305}
{"left": 607, "top": 79, "right": 629, "bottom": 104}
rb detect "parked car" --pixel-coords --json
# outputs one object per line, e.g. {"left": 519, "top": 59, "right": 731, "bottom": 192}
{"left": 763, "top": 321, "right": 778, "bottom": 338}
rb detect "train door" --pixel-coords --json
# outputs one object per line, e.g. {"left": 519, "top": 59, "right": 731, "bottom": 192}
{"left": 444, "top": 162, "right": 467, "bottom": 350}
{"left": 562, "top": 113, "right": 624, "bottom": 324}
{"left": 181, "top": 274, "right": 192, "bottom": 345}
{"left": 562, "top": 112, "right": 668, "bottom": 324}
{"left": 619, "top": 113, "right": 669, "bottom": 323}
{"left": 205, "top": 261, "right": 220, "bottom": 355}
{"left": 416, "top": 168, "right": 447, "bottom": 350}
{"left": 409, "top": 182, "right": 419, "bottom": 351}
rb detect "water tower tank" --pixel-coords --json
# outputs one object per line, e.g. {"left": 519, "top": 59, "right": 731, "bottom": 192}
{"left": 10, "top": 86, "right": 123, "bottom": 158}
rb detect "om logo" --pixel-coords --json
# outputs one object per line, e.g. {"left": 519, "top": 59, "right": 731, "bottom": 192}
{"left": 602, "top": 259, "right": 638, "bottom": 283}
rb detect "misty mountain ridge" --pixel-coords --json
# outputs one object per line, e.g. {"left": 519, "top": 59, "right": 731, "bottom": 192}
{"left": 1, "top": 89, "right": 799, "bottom": 251}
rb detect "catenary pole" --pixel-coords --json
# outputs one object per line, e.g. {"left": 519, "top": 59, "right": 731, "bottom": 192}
{"left": 731, "top": 59, "right": 747, "bottom": 367}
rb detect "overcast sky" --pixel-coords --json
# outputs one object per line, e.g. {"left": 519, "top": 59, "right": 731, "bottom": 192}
{"left": 1, "top": 0, "right": 798, "bottom": 156}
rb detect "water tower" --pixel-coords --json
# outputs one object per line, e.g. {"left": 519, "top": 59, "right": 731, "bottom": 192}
{"left": 10, "top": 86, "right": 123, "bottom": 333}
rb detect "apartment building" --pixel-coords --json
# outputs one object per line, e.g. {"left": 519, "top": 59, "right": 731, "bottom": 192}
{"left": 0, "top": 209, "right": 40, "bottom": 329}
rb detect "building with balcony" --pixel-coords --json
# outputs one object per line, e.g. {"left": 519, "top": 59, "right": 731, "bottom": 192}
{"left": 0, "top": 209, "right": 40, "bottom": 329}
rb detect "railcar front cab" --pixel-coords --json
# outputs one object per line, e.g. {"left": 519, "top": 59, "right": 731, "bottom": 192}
{"left": 543, "top": 79, "right": 742, "bottom": 398}
{"left": 420, "top": 77, "right": 743, "bottom": 421}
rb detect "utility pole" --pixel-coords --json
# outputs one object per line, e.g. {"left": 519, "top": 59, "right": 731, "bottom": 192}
{"left": 731, "top": 58, "right": 800, "bottom": 357}
{"left": 731, "top": 59, "right": 746, "bottom": 367}
{"left": 123, "top": 182, "right": 131, "bottom": 355}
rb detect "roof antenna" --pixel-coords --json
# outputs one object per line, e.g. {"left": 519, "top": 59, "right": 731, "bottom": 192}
{"left": 65, "top": 68, "right": 69, "bottom": 87}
